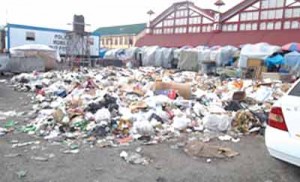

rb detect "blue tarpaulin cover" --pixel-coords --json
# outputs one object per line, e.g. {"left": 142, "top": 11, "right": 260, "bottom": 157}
{"left": 265, "top": 54, "right": 284, "bottom": 69}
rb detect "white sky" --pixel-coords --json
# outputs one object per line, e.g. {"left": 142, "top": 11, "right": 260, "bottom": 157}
{"left": 0, "top": 0, "right": 242, "bottom": 31}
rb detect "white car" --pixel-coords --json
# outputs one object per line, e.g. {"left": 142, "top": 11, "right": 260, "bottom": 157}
{"left": 265, "top": 79, "right": 300, "bottom": 167}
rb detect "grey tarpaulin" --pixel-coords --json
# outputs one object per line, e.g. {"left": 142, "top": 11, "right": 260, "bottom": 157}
{"left": 141, "top": 46, "right": 159, "bottom": 66}
{"left": 154, "top": 47, "right": 164, "bottom": 67}
{"left": 284, "top": 51, "right": 300, "bottom": 76}
{"left": 197, "top": 49, "right": 211, "bottom": 64}
{"left": 124, "top": 47, "right": 141, "bottom": 60}
{"left": 178, "top": 50, "right": 199, "bottom": 71}
{"left": 9, "top": 44, "right": 59, "bottom": 71}
{"left": 104, "top": 49, "right": 125, "bottom": 60}
{"left": 0, "top": 55, "right": 10, "bottom": 72}
{"left": 155, "top": 48, "right": 173, "bottom": 68}
{"left": 215, "top": 46, "right": 238, "bottom": 66}
{"left": 8, "top": 57, "right": 45, "bottom": 73}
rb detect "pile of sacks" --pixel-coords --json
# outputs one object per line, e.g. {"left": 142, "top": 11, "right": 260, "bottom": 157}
{"left": 10, "top": 67, "right": 291, "bottom": 145}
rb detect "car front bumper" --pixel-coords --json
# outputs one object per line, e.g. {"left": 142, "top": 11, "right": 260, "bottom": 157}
{"left": 265, "top": 125, "right": 300, "bottom": 167}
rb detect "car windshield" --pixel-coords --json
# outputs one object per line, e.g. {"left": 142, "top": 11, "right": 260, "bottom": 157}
{"left": 289, "top": 81, "right": 300, "bottom": 96}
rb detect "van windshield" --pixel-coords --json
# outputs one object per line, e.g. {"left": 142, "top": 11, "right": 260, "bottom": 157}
{"left": 289, "top": 81, "right": 300, "bottom": 97}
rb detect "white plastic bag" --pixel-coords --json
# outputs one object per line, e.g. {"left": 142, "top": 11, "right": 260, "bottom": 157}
{"left": 203, "top": 114, "right": 232, "bottom": 132}
{"left": 172, "top": 116, "right": 191, "bottom": 130}
{"left": 94, "top": 108, "right": 111, "bottom": 124}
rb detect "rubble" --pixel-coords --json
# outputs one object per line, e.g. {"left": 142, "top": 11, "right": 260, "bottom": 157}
{"left": 9, "top": 67, "right": 292, "bottom": 158}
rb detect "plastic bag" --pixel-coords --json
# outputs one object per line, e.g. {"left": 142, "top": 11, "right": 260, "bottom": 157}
{"left": 203, "top": 114, "right": 232, "bottom": 132}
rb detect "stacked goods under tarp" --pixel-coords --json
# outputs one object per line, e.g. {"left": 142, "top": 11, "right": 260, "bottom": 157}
{"left": 123, "top": 47, "right": 141, "bottom": 61}
{"left": 173, "top": 46, "right": 192, "bottom": 69}
{"left": 178, "top": 49, "right": 199, "bottom": 71}
{"left": 154, "top": 47, "right": 173, "bottom": 69}
{"left": 264, "top": 53, "right": 284, "bottom": 72}
{"left": 99, "top": 48, "right": 108, "bottom": 59}
{"left": 238, "top": 43, "right": 281, "bottom": 79}
{"left": 103, "top": 49, "right": 125, "bottom": 60}
{"left": 0, "top": 54, "right": 10, "bottom": 72}
{"left": 215, "top": 46, "right": 239, "bottom": 67}
{"left": 284, "top": 51, "right": 300, "bottom": 76}
{"left": 238, "top": 43, "right": 280, "bottom": 68}
{"left": 196, "top": 46, "right": 238, "bottom": 66}
{"left": 9, "top": 44, "right": 60, "bottom": 72}
{"left": 101, "top": 49, "right": 125, "bottom": 67}
{"left": 141, "top": 46, "right": 159, "bottom": 67}
{"left": 122, "top": 47, "right": 142, "bottom": 67}
{"left": 197, "top": 47, "right": 211, "bottom": 64}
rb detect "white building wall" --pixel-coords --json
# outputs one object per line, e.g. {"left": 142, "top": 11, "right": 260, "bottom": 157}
{"left": 7, "top": 25, "right": 99, "bottom": 56}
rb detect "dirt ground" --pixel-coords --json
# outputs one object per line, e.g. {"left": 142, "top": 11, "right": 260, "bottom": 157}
{"left": 0, "top": 77, "right": 300, "bottom": 182}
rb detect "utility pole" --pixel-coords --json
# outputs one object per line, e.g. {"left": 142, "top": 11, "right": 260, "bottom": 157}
{"left": 5, "top": 9, "right": 8, "bottom": 25}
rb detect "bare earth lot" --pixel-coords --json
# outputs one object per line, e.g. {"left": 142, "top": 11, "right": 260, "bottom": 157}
{"left": 0, "top": 77, "right": 299, "bottom": 182}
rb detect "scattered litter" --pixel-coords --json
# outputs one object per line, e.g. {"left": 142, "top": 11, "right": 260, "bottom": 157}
{"left": 0, "top": 127, "right": 7, "bottom": 136}
{"left": 0, "top": 116, "right": 6, "bottom": 120}
{"left": 232, "top": 110, "right": 261, "bottom": 134}
{"left": 206, "top": 158, "right": 212, "bottom": 163}
{"left": 16, "top": 170, "right": 27, "bottom": 179}
{"left": 69, "top": 144, "right": 79, "bottom": 150}
{"left": 120, "top": 150, "right": 151, "bottom": 165}
{"left": 156, "top": 177, "right": 168, "bottom": 182}
{"left": 231, "top": 138, "right": 240, "bottom": 143}
{"left": 12, "top": 141, "right": 40, "bottom": 148}
{"left": 8, "top": 66, "right": 289, "bottom": 156}
{"left": 184, "top": 141, "right": 239, "bottom": 158}
{"left": 31, "top": 156, "right": 48, "bottom": 162}
{"left": 10, "top": 140, "right": 19, "bottom": 144}
{"left": 218, "top": 135, "right": 232, "bottom": 141}
{"left": 48, "top": 153, "right": 56, "bottom": 159}
{"left": 4, "top": 120, "right": 16, "bottom": 129}
{"left": 135, "top": 147, "right": 142, "bottom": 153}
{"left": 63, "top": 149, "right": 80, "bottom": 154}
{"left": 218, "top": 135, "right": 240, "bottom": 143}
{"left": 0, "top": 110, "right": 17, "bottom": 117}
{"left": 4, "top": 153, "right": 22, "bottom": 158}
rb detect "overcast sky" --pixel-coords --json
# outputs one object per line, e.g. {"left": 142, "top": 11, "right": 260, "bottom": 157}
{"left": 0, "top": 0, "right": 241, "bottom": 31}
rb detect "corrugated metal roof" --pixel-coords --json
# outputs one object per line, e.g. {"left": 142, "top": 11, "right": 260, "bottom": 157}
{"left": 94, "top": 23, "right": 146, "bottom": 36}
{"left": 136, "top": 30, "right": 300, "bottom": 47}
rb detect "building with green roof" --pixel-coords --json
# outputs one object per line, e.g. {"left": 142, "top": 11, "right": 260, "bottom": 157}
{"left": 94, "top": 23, "right": 146, "bottom": 49}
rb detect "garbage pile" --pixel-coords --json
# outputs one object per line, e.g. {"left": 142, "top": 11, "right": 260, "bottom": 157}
{"left": 10, "top": 67, "right": 291, "bottom": 147}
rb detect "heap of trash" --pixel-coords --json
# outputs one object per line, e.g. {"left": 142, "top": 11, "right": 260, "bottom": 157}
{"left": 10, "top": 67, "right": 291, "bottom": 147}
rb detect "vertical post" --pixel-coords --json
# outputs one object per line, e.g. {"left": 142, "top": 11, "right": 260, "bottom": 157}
{"left": 5, "top": 9, "right": 8, "bottom": 25}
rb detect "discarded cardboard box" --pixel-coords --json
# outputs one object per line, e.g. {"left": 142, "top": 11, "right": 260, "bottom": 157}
{"left": 153, "top": 80, "right": 191, "bottom": 100}
{"left": 232, "top": 91, "right": 246, "bottom": 101}
{"left": 243, "top": 59, "right": 265, "bottom": 79}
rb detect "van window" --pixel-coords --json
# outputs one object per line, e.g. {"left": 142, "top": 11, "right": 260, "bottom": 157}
{"left": 289, "top": 82, "right": 300, "bottom": 96}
